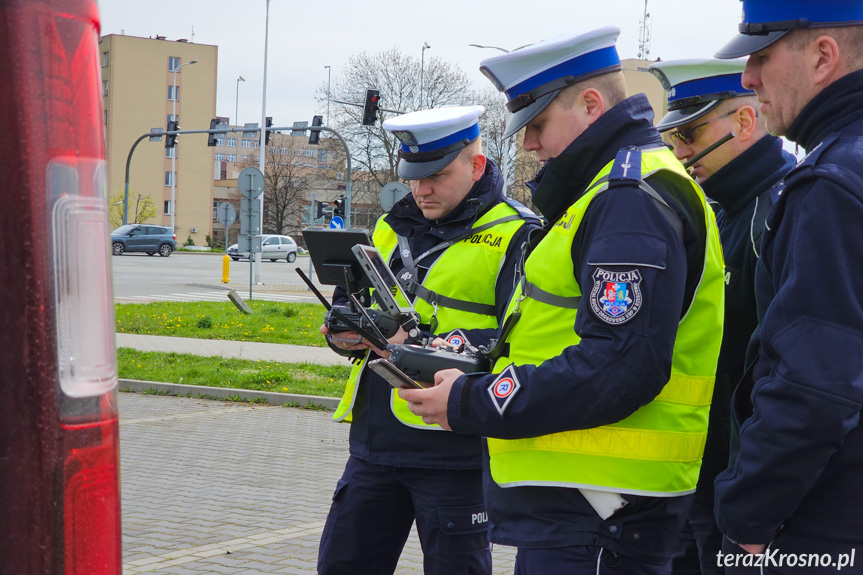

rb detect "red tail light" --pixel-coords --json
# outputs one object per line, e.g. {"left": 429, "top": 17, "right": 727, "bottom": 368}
{"left": 0, "top": 0, "right": 121, "bottom": 573}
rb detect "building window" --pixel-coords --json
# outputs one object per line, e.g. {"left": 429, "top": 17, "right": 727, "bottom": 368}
{"left": 164, "top": 200, "right": 171, "bottom": 215}
{"left": 318, "top": 149, "right": 327, "bottom": 162}
{"left": 167, "top": 114, "right": 177, "bottom": 125}
{"left": 305, "top": 149, "right": 315, "bottom": 157}
{"left": 102, "top": 51, "right": 109, "bottom": 67}
{"left": 215, "top": 153, "right": 225, "bottom": 161}
{"left": 213, "top": 201, "right": 220, "bottom": 222}
{"left": 102, "top": 81, "right": 108, "bottom": 96}
{"left": 280, "top": 147, "right": 289, "bottom": 155}
{"left": 104, "top": 110, "right": 108, "bottom": 127}
{"left": 216, "top": 138, "right": 226, "bottom": 146}
{"left": 226, "top": 154, "right": 237, "bottom": 162}
{"left": 168, "top": 85, "right": 179, "bottom": 101}
{"left": 168, "top": 56, "right": 180, "bottom": 72}
{"left": 227, "top": 138, "right": 237, "bottom": 147}
{"left": 166, "top": 147, "right": 175, "bottom": 159}
{"left": 165, "top": 171, "right": 173, "bottom": 186}
{"left": 294, "top": 148, "right": 303, "bottom": 156}
{"left": 252, "top": 140, "right": 259, "bottom": 148}
{"left": 337, "top": 172, "right": 345, "bottom": 180}
{"left": 241, "top": 139, "right": 252, "bottom": 148}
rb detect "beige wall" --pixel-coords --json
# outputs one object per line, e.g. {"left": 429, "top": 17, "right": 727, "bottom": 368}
{"left": 101, "top": 34, "right": 218, "bottom": 245}
{"left": 622, "top": 58, "right": 667, "bottom": 124}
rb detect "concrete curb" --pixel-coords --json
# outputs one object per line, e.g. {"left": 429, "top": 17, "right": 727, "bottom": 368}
{"left": 118, "top": 378, "right": 339, "bottom": 411}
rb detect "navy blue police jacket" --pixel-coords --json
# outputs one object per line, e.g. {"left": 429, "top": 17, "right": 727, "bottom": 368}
{"left": 694, "top": 136, "right": 795, "bottom": 509}
{"left": 333, "top": 160, "right": 538, "bottom": 470}
{"left": 715, "top": 70, "right": 863, "bottom": 544}
{"left": 446, "top": 95, "right": 711, "bottom": 563}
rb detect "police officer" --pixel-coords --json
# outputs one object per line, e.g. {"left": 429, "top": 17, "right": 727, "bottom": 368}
{"left": 647, "top": 59, "right": 796, "bottom": 575}
{"left": 317, "top": 105, "right": 539, "bottom": 575}
{"left": 710, "top": 2, "right": 863, "bottom": 572}
{"left": 402, "top": 27, "right": 725, "bottom": 574}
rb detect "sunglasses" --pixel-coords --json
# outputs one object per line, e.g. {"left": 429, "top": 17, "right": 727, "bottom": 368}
{"left": 667, "top": 109, "right": 739, "bottom": 146}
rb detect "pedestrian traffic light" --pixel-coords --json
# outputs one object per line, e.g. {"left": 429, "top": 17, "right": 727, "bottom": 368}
{"left": 362, "top": 89, "right": 380, "bottom": 126}
{"left": 165, "top": 119, "right": 179, "bottom": 149}
{"left": 207, "top": 118, "right": 220, "bottom": 147}
{"left": 309, "top": 115, "right": 323, "bottom": 145}
{"left": 333, "top": 198, "right": 344, "bottom": 217}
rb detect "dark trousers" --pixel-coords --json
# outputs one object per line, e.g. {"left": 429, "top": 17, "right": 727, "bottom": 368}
{"left": 317, "top": 455, "right": 491, "bottom": 575}
{"left": 514, "top": 546, "right": 671, "bottom": 575}
{"left": 721, "top": 534, "right": 863, "bottom": 574}
{"left": 672, "top": 499, "right": 725, "bottom": 574}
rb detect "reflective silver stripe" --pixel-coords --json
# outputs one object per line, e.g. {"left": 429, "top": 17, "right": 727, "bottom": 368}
{"left": 410, "top": 282, "right": 496, "bottom": 316}
{"left": 520, "top": 278, "right": 581, "bottom": 309}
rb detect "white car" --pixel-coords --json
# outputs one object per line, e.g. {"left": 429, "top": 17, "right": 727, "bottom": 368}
{"left": 228, "top": 234, "right": 298, "bottom": 262}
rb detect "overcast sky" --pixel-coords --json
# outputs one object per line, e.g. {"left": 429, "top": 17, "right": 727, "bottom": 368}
{"left": 100, "top": 1, "right": 744, "bottom": 128}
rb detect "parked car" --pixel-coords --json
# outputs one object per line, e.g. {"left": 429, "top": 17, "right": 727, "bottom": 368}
{"left": 111, "top": 224, "right": 177, "bottom": 257}
{"left": 228, "top": 234, "right": 298, "bottom": 262}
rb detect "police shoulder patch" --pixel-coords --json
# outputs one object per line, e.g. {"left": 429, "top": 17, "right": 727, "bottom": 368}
{"left": 589, "top": 268, "right": 643, "bottom": 325}
{"left": 443, "top": 329, "right": 470, "bottom": 348}
{"left": 487, "top": 365, "right": 521, "bottom": 417}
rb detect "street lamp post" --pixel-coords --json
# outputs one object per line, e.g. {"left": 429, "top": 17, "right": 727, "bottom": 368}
{"left": 235, "top": 75, "right": 245, "bottom": 127}
{"left": 419, "top": 42, "right": 430, "bottom": 110}
{"left": 170, "top": 59, "right": 197, "bottom": 232}
{"left": 324, "top": 65, "right": 331, "bottom": 126}
{"left": 255, "top": 0, "right": 271, "bottom": 284}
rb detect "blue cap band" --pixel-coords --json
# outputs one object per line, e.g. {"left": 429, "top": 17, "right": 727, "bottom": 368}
{"left": 742, "top": 0, "right": 863, "bottom": 25}
{"left": 504, "top": 46, "right": 621, "bottom": 102}
{"left": 399, "top": 123, "right": 479, "bottom": 154}
{"left": 669, "top": 74, "right": 753, "bottom": 103}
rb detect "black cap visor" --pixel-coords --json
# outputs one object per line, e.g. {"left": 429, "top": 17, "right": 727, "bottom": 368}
{"left": 397, "top": 148, "right": 462, "bottom": 180}
{"left": 656, "top": 101, "right": 722, "bottom": 132}
{"left": 503, "top": 90, "right": 559, "bottom": 139}
{"left": 715, "top": 30, "right": 788, "bottom": 59}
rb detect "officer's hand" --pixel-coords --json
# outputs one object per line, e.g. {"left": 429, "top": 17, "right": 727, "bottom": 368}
{"left": 321, "top": 324, "right": 370, "bottom": 352}
{"left": 739, "top": 543, "right": 767, "bottom": 554}
{"left": 397, "top": 368, "right": 464, "bottom": 430}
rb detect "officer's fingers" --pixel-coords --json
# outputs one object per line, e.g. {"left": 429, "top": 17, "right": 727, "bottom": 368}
{"left": 434, "top": 368, "right": 464, "bottom": 386}
{"left": 320, "top": 324, "right": 329, "bottom": 335}
{"left": 430, "top": 337, "right": 447, "bottom": 348}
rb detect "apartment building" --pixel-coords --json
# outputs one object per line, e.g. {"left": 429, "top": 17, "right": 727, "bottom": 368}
{"left": 100, "top": 34, "right": 217, "bottom": 246}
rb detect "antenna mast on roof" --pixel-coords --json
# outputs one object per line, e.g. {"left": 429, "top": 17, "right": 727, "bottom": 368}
{"left": 638, "top": 0, "right": 652, "bottom": 59}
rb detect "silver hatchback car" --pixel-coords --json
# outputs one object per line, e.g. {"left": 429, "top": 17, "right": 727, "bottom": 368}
{"left": 228, "top": 234, "right": 298, "bottom": 262}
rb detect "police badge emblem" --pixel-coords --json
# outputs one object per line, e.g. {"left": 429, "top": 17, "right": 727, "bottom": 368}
{"left": 589, "top": 268, "right": 643, "bottom": 325}
{"left": 393, "top": 130, "right": 420, "bottom": 153}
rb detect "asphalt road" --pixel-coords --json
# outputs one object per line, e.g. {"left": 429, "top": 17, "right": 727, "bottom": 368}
{"left": 111, "top": 251, "right": 329, "bottom": 302}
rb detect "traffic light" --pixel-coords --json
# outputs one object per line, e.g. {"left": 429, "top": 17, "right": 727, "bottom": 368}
{"left": 362, "top": 89, "right": 380, "bottom": 126}
{"left": 333, "top": 198, "right": 344, "bottom": 217}
{"left": 309, "top": 115, "right": 323, "bottom": 145}
{"left": 315, "top": 200, "right": 324, "bottom": 219}
{"left": 265, "top": 116, "right": 273, "bottom": 145}
{"left": 165, "top": 119, "right": 179, "bottom": 149}
{"left": 207, "top": 118, "right": 220, "bottom": 147}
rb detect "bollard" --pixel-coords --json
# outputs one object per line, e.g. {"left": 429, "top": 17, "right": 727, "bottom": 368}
{"left": 222, "top": 254, "right": 230, "bottom": 283}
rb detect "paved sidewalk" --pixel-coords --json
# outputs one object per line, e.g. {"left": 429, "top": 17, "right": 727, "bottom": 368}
{"left": 116, "top": 333, "right": 345, "bottom": 366}
{"left": 119, "top": 392, "right": 519, "bottom": 574}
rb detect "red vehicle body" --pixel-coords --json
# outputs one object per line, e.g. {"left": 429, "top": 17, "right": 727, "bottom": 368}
{"left": 0, "top": 1, "right": 122, "bottom": 573}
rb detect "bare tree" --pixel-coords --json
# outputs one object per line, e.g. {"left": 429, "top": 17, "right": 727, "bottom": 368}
{"left": 317, "top": 47, "right": 473, "bottom": 201}
{"left": 239, "top": 136, "right": 315, "bottom": 236}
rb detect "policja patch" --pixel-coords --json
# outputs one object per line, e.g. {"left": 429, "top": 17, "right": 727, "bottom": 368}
{"left": 589, "top": 268, "right": 643, "bottom": 325}
{"left": 487, "top": 365, "right": 521, "bottom": 416}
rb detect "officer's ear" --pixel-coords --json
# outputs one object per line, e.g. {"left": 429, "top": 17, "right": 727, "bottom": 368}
{"left": 735, "top": 105, "right": 759, "bottom": 142}
{"left": 470, "top": 153, "right": 487, "bottom": 182}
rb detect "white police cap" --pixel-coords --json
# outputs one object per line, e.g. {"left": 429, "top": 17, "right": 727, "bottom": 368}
{"left": 479, "top": 26, "right": 622, "bottom": 138}
{"left": 382, "top": 105, "right": 485, "bottom": 180}
{"left": 649, "top": 59, "right": 754, "bottom": 131}
{"left": 717, "top": 0, "right": 863, "bottom": 59}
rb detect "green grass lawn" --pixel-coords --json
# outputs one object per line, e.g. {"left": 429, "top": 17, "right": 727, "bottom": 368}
{"left": 117, "top": 348, "right": 350, "bottom": 397}
{"left": 116, "top": 300, "right": 327, "bottom": 346}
